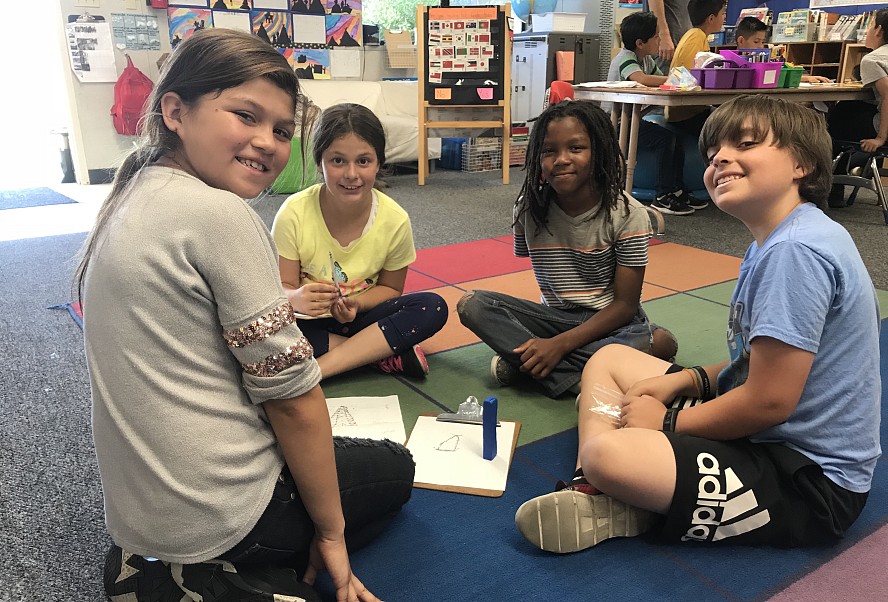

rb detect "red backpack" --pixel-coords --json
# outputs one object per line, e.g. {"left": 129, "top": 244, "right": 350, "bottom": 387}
{"left": 111, "top": 56, "right": 154, "bottom": 136}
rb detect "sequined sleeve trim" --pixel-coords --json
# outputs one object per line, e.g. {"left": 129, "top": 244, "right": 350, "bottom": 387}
{"left": 223, "top": 303, "right": 297, "bottom": 348}
{"left": 241, "top": 337, "right": 314, "bottom": 377}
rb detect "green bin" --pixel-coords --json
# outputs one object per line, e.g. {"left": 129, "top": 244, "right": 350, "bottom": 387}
{"left": 778, "top": 65, "right": 805, "bottom": 88}
{"left": 272, "top": 137, "right": 318, "bottom": 194}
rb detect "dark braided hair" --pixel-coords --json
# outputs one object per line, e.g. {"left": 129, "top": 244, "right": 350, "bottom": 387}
{"left": 515, "top": 100, "right": 628, "bottom": 233}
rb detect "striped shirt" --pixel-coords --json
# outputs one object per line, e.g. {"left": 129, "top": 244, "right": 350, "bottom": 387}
{"left": 514, "top": 196, "right": 652, "bottom": 311}
{"left": 602, "top": 48, "right": 661, "bottom": 114}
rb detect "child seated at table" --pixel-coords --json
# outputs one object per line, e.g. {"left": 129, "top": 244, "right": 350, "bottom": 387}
{"left": 734, "top": 17, "right": 832, "bottom": 84}
{"left": 605, "top": 11, "right": 707, "bottom": 214}
{"left": 667, "top": 0, "right": 727, "bottom": 130}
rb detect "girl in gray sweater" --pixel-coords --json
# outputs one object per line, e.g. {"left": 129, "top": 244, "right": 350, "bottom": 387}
{"left": 76, "top": 28, "right": 413, "bottom": 602}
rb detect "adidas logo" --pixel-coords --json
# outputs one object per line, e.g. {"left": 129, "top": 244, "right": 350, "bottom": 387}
{"left": 681, "top": 452, "right": 771, "bottom": 542}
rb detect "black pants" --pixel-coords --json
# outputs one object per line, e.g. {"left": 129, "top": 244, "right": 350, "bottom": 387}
{"left": 219, "top": 437, "right": 415, "bottom": 570}
{"left": 828, "top": 100, "right": 879, "bottom": 169}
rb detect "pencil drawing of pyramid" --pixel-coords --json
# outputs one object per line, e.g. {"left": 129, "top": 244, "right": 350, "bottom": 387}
{"left": 435, "top": 434, "right": 460, "bottom": 452}
{"left": 330, "top": 406, "right": 357, "bottom": 427}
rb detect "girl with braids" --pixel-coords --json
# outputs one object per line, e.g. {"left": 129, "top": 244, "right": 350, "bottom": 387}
{"left": 458, "top": 100, "right": 677, "bottom": 399}
{"left": 76, "top": 28, "right": 412, "bottom": 602}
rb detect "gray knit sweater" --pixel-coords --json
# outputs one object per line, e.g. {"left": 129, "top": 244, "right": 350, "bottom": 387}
{"left": 84, "top": 166, "right": 321, "bottom": 564}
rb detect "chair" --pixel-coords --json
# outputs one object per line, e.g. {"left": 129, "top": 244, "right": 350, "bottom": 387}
{"left": 831, "top": 142, "right": 888, "bottom": 225}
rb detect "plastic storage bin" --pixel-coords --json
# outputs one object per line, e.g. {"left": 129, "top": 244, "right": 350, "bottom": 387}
{"left": 772, "top": 23, "right": 817, "bottom": 43}
{"left": 440, "top": 138, "right": 466, "bottom": 170}
{"left": 461, "top": 138, "right": 502, "bottom": 172}
{"left": 532, "top": 12, "right": 586, "bottom": 33}
{"left": 721, "top": 50, "right": 783, "bottom": 88}
{"left": 734, "top": 68, "right": 755, "bottom": 88}
{"left": 778, "top": 65, "right": 805, "bottom": 88}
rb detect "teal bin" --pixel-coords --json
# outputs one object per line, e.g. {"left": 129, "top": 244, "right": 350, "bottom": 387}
{"left": 272, "top": 137, "right": 318, "bottom": 194}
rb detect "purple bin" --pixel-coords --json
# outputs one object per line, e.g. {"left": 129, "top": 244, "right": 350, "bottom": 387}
{"left": 703, "top": 67, "right": 738, "bottom": 89}
{"left": 734, "top": 68, "right": 755, "bottom": 88}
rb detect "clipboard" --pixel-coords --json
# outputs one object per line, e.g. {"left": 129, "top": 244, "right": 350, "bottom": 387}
{"left": 406, "top": 413, "right": 521, "bottom": 497}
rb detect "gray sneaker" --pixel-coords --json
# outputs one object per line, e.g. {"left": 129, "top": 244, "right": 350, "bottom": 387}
{"left": 515, "top": 490, "right": 656, "bottom": 553}
{"left": 490, "top": 354, "right": 518, "bottom": 386}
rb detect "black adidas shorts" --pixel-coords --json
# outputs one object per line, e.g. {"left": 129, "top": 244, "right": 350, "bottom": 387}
{"left": 656, "top": 367, "right": 868, "bottom": 547}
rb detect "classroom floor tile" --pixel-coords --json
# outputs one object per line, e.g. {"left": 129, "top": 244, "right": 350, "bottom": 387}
{"left": 412, "top": 238, "right": 531, "bottom": 284}
{"left": 643, "top": 293, "right": 731, "bottom": 366}
{"left": 420, "top": 285, "right": 478, "bottom": 355}
{"left": 645, "top": 243, "right": 742, "bottom": 292}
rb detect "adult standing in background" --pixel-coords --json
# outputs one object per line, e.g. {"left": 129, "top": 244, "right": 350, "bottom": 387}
{"left": 642, "top": 0, "right": 691, "bottom": 64}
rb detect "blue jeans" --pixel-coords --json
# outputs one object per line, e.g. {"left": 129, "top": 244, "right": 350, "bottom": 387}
{"left": 457, "top": 290, "right": 653, "bottom": 397}
{"left": 219, "top": 437, "right": 415, "bottom": 569}
{"left": 639, "top": 119, "right": 684, "bottom": 196}
{"left": 298, "top": 291, "right": 447, "bottom": 356}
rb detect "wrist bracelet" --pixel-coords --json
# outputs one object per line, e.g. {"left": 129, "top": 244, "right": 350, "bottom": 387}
{"left": 691, "top": 366, "right": 712, "bottom": 400}
{"left": 683, "top": 368, "right": 702, "bottom": 397}
{"left": 663, "top": 407, "right": 680, "bottom": 432}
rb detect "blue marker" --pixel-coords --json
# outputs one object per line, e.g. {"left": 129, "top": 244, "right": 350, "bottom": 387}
{"left": 483, "top": 396, "right": 498, "bottom": 460}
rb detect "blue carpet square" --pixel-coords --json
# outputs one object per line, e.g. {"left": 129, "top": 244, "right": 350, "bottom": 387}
{"left": 0, "top": 187, "right": 75, "bottom": 210}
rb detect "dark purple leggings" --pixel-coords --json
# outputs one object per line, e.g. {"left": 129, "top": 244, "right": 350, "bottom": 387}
{"left": 297, "top": 291, "right": 447, "bottom": 356}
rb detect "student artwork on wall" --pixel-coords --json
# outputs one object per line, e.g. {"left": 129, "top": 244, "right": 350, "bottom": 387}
{"left": 291, "top": 0, "right": 326, "bottom": 15}
{"left": 168, "top": 8, "right": 212, "bottom": 47}
{"left": 326, "top": 14, "right": 361, "bottom": 46}
{"left": 251, "top": 10, "right": 293, "bottom": 46}
{"left": 111, "top": 13, "right": 162, "bottom": 51}
{"left": 280, "top": 47, "right": 331, "bottom": 78}
{"left": 253, "top": 0, "right": 288, "bottom": 9}
{"left": 166, "top": 0, "right": 362, "bottom": 53}
{"left": 169, "top": 0, "right": 210, "bottom": 7}
{"left": 293, "top": 14, "right": 327, "bottom": 44}
{"left": 325, "top": 0, "right": 360, "bottom": 15}
{"left": 211, "top": 0, "right": 252, "bottom": 9}
{"left": 212, "top": 10, "right": 252, "bottom": 33}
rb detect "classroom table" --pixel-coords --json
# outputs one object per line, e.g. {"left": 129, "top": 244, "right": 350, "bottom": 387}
{"left": 572, "top": 85, "right": 874, "bottom": 192}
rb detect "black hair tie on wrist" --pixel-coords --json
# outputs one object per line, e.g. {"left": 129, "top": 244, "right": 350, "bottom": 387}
{"left": 663, "top": 407, "right": 680, "bottom": 432}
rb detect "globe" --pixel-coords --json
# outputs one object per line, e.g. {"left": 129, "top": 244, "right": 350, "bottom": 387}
{"left": 512, "top": 0, "right": 558, "bottom": 21}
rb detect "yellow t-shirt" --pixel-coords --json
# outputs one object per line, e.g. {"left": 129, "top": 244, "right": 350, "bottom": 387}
{"left": 667, "top": 27, "right": 710, "bottom": 123}
{"left": 271, "top": 183, "right": 416, "bottom": 299}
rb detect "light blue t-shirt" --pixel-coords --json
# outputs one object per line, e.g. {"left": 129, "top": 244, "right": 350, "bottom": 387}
{"left": 717, "top": 203, "right": 881, "bottom": 493}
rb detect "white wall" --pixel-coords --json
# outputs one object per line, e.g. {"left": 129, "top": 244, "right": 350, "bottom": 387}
{"left": 53, "top": 1, "right": 414, "bottom": 184}
{"left": 55, "top": 0, "right": 171, "bottom": 184}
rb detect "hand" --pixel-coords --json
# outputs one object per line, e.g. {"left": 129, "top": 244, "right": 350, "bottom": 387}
{"left": 330, "top": 295, "right": 358, "bottom": 324}
{"left": 293, "top": 283, "right": 339, "bottom": 316}
{"left": 621, "top": 394, "right": 667, "bottom": 430}
{"left": 514, "top": 337, "right": 567, "bottom": 379}
{"left": 801, "top": 75, "right": 832, "bottom": 84}
{"left": 861, "top": 137, "right": 886, "bottom": 153}
{"left": 658, "top": 35, "right": 675, "bottom": 62}
{"left": 303, "top": 535, "right": 379, "bottom": 602}
{"left": 625, "top": 372, "right": 686, "bottom": 405}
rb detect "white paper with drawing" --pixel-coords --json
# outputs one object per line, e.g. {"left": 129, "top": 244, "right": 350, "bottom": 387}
{"left": 326, "top": 395, "right": 406, "bottom": 444}
{"left": 407, "top": 416, "right": 517, "bottom": 491}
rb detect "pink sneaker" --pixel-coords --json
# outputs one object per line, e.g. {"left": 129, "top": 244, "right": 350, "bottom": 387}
{"left": 377, "top": 344, "right": 429, "bottom": 378}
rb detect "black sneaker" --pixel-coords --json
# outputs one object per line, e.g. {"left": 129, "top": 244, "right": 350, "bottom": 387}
{"left": 103, "top": 544, "right": 185, "bottom": 601}
{"left": 651, "top": 193, "right": 694, "bottom": 216}
{"left": 685, "top": 193, "right": 709, "bottom": 210}
{"left": 828, "top": 184, "right": 847, "bottom": 208}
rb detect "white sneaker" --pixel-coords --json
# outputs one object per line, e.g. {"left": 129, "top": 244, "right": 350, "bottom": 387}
{"left": 515, "top": 490, "right": 656, "bottom": 553}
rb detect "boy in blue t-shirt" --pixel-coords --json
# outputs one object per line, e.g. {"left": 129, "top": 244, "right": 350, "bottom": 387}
{"left": 515, "top": 95, "right": 881, "bottom": 553}
{"left": 607, "top": 11, "right": 707, "bottom": 215}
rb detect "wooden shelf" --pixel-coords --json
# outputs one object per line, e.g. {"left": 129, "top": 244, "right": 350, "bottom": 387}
{"left": 783, "top": 40, "right": 868, "bottom": 83}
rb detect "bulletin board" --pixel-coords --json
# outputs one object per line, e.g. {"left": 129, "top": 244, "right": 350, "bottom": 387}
{"left": 416, "top": 4, "right": 512, "bottom": 186}
{"left": 165, "top": 0, "right": 361, "bottom": 79}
